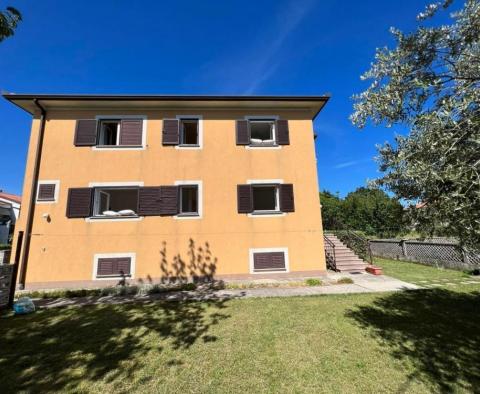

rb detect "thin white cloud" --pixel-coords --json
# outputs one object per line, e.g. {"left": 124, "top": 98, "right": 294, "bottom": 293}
{"left": 186, "top": 0, "right": 315, "bottom": 94}
{"left": 243, "top": 0, "right": 315, "bottom": 94}
{"left": 333, "top": 158, "right": 372, "bottom": 169}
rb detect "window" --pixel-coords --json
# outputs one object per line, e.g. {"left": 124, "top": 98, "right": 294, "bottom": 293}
{"left": 98, "top": 120, "right": 121, "bottom": 146}
{"left": 252, "top": 185, "right": 279, "bottom": 213}
{"left": 249, "top": 248, "right": 289, "bottom": 274}
{"left": 37, "top": 181, "right": 59, "bottom": 203}
{"left": 180, "top": 119, "right": 199, "bottom": 146}
{"left": 249, "top": 120, "right": 276, "bottom": 146}
{"left": 179, "top": 185, "right": 199, "bottom": 216}
{"left": 93, "top": 187, "right": 139, "bottom": 218}
{"left": 93, "top": 253, "right": 136, "bottom": 280}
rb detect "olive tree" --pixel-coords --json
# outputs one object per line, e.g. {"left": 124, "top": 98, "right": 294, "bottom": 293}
{"left": 0, "top": 6, "right": 22, "bottom": 42}
{"left": 351, "top": 0, "right": 480, "bottom": 247}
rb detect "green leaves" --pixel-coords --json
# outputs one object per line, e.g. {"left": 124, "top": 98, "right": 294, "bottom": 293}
{"left": 0, "top": 6, "right": 22, "bottom": 43}
{"left": 351, "top": 0, "right": 480, "bottom": 248}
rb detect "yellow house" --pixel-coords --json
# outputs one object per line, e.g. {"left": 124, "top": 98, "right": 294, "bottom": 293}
{"left": 4, "top": 94, "right": 329, "bottom": 290}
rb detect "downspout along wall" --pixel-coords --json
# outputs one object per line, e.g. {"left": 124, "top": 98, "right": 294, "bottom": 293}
{"left": 17, "top": 99, "right": 47, "bottom": 289}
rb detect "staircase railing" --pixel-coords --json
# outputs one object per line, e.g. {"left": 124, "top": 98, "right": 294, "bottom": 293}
{"left": 325, "top": 219, "right": 374, "bottom": 265}
{"left": 335, "top": 229, "right": 373, "bottom": 265}
{"left": 323, "top": 234, "right": 337, "bottom": 271}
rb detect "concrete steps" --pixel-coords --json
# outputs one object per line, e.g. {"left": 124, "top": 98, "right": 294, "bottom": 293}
{"left": 325, "top": 234, "right": 369, "bottom": 273}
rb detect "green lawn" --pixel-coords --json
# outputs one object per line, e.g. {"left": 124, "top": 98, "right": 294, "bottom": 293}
{"left": 1, "top": 261, "right": 479, "bottom": 393}
{"left": 375, "top": 257, "right": 472, "bottom": 284}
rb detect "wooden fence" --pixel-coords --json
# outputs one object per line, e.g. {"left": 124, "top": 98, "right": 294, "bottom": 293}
{"left": 369, "top": 238, "right": 480, "bottom": 270}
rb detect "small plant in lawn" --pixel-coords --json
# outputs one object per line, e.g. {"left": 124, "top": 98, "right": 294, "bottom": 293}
{"left": 337, "top": 277, "right": 354, "bottom": 284}
{"left": 305, "top": 278, "right": 322, "bottom": 286}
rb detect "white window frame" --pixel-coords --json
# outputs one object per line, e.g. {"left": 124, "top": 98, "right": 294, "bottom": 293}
{"left": 249, "top": 247, "right": 289, "bottom": 274}
{"left": 93, "top": 115, "right": 147, "bottom": 150}
{"left": 244, "top": 115, "right": 281, "bottom": 150}
{"left": 86, "top": 181, "right": 144, "bottom": 222}
{"left": 174, "top": 180, "right": 203, "bottom": 219}
{"left": 92, "top": 252, "right": 136, "bottom": 280}
{"left": 36, "top": 180, "right": 60, "bottom": 204}
{"left": 247, "top": 179, "right": 286, "bottom": 217}
{"left": 175, "top": 115, "right": 203, "bottom": 149}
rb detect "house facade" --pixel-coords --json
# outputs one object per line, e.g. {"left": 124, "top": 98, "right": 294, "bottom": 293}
{"left": 4, "top": 94, "right": 329, "bottom": 290}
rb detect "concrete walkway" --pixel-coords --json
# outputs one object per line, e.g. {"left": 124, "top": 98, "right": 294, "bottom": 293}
{"left": 33, "top": 272, "right": 419, "bottom": 309}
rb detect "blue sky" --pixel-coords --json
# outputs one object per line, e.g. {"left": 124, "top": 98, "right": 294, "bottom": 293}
{"left": 0, "top": 0, "right": 456, "bottom": 197}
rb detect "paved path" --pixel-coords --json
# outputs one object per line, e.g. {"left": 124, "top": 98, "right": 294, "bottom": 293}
{"left": 34, "top": 273, "right": 419, "bottom": 309}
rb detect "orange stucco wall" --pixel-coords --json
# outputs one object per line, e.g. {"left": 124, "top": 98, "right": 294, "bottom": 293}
{"left": 12, "top": 107, "right": 326, "bottom": 289}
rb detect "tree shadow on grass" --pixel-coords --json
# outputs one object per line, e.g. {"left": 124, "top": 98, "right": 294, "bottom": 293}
{"left": 0, "top": 238, "right": 230, "bottom": 392}
{"left": 346, "top": 289, "right": 480, "bottom": 392}
{"left": 0, "top": 296, "right": 230, "bottom": 392}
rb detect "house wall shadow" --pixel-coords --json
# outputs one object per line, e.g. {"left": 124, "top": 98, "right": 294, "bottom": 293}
{"left": 345, "top": 289, "right": 480, "bottom": 392}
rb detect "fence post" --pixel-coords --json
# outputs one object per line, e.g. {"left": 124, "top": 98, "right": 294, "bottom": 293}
{"left": 461, "top": 247, "right": 470, "bottom": 265}
{"left": 401, "top": 240, "right": 408, "bottom": 259}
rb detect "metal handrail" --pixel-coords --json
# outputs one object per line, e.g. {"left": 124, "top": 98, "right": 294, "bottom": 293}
{"left": 323, "top": 235, "right": 337, "bottom": 271}
{"left": 335, "top": 228, "right": 373, "bottom": 265}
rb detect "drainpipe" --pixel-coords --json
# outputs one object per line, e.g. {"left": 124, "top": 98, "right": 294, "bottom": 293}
{"left": 17, "top": 99, "right": 47, "bottom": 289}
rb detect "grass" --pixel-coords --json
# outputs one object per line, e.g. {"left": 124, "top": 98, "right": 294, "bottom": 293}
{"left": 375, "top": 257, "right": 472, "bottom": 284}
{"left": 1, "top": 260, "right": 479, "bottom": 393}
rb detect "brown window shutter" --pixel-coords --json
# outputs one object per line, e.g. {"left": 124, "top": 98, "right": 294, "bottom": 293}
{"left": 74, "top": 120, "right": 97, "bottom": 146}
{"left": 237, "top": 184, "right": 253, "bottom": 213}
{"left": 159, "top": 186, "right": 179, "bottom": 215}
{"left": 120, "top": 119, "right": 143, "bottom": 146}
{"left": 236, "top": 120, "right": 250, "bottom": 145}
{"left": 253, "top": 252, "right": 286, "bottom": 272}
{"left": 97, "top": 257, "right": 131, "bottom": 277}
{"left": 138, "top": 187, "right": 162, "bottom": 216}
{"left": 279, "top": 184, "right": 295, "bottom": 212}
{"left": 66, "top": 188, "right": 93, "bottom": 218}
{"left": 162, "top": 119, "right": 180, "bottom": 145}
{"left": 276, "top": 120, "right": 290, "bottom": 145}
{"left": 37, "top": 184, "right": 56, "bottom": 201}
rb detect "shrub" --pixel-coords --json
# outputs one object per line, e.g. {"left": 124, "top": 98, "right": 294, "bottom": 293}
{"left": 305, "top": 278, "right": 322, "bottom": 286}
{"left": 337, "top": 277, "right": 354, "bottom": 284}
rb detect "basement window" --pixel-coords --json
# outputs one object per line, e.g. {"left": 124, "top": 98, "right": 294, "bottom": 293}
{"left": 252, "top": 185, "right": 279, "bottom": 213}
{"left": 249, "top": 120, "right": 276, "bottom": 146}
{"left": 98, "top": 120, "right": 121, "bottom": 146}
{"left": 93, "top": 187, "right": 139, "bottom": 218}
{"left": 180, "top": 119, "right": 199, "bottom": 146}
{"left": 179, "top": 185, "right": 199, "bottom": 216}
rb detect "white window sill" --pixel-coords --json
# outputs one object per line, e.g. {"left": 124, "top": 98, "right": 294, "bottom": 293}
{"left": 245, "top": 145, "right": 281, "bottom": 150}
{"left": 175, "top": 145, "right": 202, "bottom": 150}
{"left": 247, "top": 211, "right": 286, "bottom": 218}
{"left": 92, "top": 145, "right": 145, "bottom": 151}
{"left": 94, "top": 275, "right": 133, "bottom": 281}
{"left": 252, "top": 269, "right": 288, "bottom": 274}
{"left": 174, "top": 213, "right": 202, "bottom": 220}
{"left": 36, "top": 199, "right": 57, "bottom": 204}
{"left": 85, "top": 216, "right": 143, "bottom": 222}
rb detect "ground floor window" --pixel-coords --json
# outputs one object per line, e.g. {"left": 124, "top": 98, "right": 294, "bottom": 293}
{"left": 179, "top": 185, "right": 199, "bottom": 216}
{"left": 93, "top": 187, "right": 139, "bottom": 217}
{"left": 252, "top": 185, "right": 279, "bottom": 213}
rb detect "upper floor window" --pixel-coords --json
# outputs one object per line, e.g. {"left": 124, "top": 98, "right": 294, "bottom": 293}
{"left": 98, "top": 120, "right": 121, "bottom": 146}
{"left": 163, "top": 116, "right": 203, "bottom": 149}
{"left": 249, "top": 120, "right": 276, "bottom": 146}
{"left": 74, "top": 117, "right": 145, "bottom": 149}
{"left": 236, "top": 118, "right": 290, "bottom": 147}
{"left": 180, "top": 119, "right": 199, "bottom": 146}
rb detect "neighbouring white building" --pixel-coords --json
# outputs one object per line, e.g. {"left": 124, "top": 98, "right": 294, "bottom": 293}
{"left": 0, "top": 191, "right": 21, "bottom": 245}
